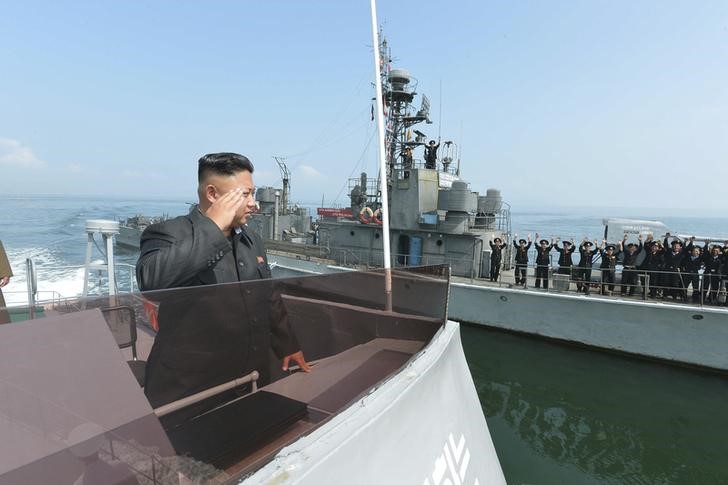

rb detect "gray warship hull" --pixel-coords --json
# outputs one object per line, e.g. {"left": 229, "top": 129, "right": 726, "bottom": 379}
{"left": 269, "top": 252, "right": 728, "bottom": 373}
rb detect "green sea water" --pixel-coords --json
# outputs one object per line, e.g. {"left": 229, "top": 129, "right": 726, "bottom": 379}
{"left": 461, "top": 325, "right": 728, "bottom": 484}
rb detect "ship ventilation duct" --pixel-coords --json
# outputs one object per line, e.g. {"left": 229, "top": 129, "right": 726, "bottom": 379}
{"left": 441, "top": 181, "right": 471, "bottom": 234}
{"left": 478, "top": 188, "right": 503, "bottom": 214}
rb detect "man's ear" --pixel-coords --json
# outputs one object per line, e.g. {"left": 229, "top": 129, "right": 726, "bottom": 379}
{"left": 205, "top": 185, "right": 217, "bottom": 204}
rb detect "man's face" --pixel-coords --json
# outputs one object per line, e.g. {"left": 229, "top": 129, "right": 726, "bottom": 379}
{"left": 606, "top": 248, "right": 614, "bottom": 255}
{"left": 712, "top": 247, "right": 721, "bottom": 256}
{"left": 692, "top": 247, "right": 701, "bottom": 257}
{"left": 207, "top": 170, "right": 257, "bottom": 226}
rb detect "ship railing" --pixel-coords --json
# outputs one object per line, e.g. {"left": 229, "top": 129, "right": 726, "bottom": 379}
{"left": 505, "top": 264, "right": 727, "bottom": 308}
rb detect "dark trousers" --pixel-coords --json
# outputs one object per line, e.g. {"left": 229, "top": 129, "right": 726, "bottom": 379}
{"left": 535, "top": 265, "right": 549, "bottom": 289}
{"left": 663, "top": 268, "right": 683, "bottom": 298}
{"left": 621, "top": 267, "right": 638, "bottom": 295}
{"left": 705, "top": 273, "right": 721, "bottom": 302}
{"left": 684, "top": 272, "right": 701, "bottom": 302}
{"left": 576, "top": 267, "right": 592, "bottom": 294}
{"left": 601, "top": 269, "right": 615, "bottom": 294}
{"left": 490, "top": 259, "right": 501, "bottom": 282}
{"left": 515, "top": 264, "right": 527, "bottom": 285}
{"left": 644, "top": 270, "right": 660, "bottom": 297}
{"left": 557, "top": 266, "right": 571, "bottom": 276}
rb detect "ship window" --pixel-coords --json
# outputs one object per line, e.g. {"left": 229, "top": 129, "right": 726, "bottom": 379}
{"left": 436, "top": 239, "right": 443, "bottom": 246}
{"left": 375, "top": 232, "right": 380, "bottom": 239}
{"left": 350, "top": 231, "right": 355, "bottom": 236}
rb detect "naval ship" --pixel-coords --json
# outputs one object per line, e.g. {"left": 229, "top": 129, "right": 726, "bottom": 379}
{"left": 256, "top": 36, "right": 728, "bottom": 375}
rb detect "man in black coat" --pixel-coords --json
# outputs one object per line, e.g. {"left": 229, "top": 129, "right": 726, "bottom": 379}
{"left": 703, "top": 242, "right": 723, "bottom": 303}
{"left": 682, "top": 239, "right": 703, "bottom": 302}
{"left": 640, "top": 235, "right": 665, "bottom": 298}
{"left": 553, "top": 238, "right": 576, "bottom": 276}
{"left": 513, "top": 234, "right": 531, "bottom": 287}
{"left": 576, "top": 239, "right": 599, "bottom": 295}
{"left": 619, "top": 234, "right": 643, "bottom": 296}
{"left": 489, "top": 237, "right": 506, "bottom": 282}
{"left": 599, "top": 241, "right": 619, "bottom": 295}
{"left": 136, "top": 152, "right": 310, "bottom": 408}
{"left": 662, "top": 234, "right": 688, "bottom": 300}
{"left": 533, "top": 234, "right": 553, "bottom": 290}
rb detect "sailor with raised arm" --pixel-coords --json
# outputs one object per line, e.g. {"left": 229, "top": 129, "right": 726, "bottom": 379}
{"left": 489, "top": 236, "right": 507, "bottom": 282}
{"left": 620, "top": 234, "right": 643, "bottom": 296}
{"left": 533, "top": 234, "right": 554, "bottom": 290}
{"left": 576, "top": 238, "right": 599, "bottom": 295}
{"left": 553, "top": 237, "right": 576, "bottom": 277}
{"left": 513, "top": 234, "right": 531, "bottom": 287}
{"left": 599, "top": 240, "right": 619, "bottom": 295}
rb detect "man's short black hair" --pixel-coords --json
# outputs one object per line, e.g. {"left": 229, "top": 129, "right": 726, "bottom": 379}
{"left": 198, "top": 152, "right": 254, "bottom": 182}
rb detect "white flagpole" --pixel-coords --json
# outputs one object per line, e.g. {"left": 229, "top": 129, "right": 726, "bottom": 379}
{"left": 369, "top": 0, "right": 392, "bottom": 311}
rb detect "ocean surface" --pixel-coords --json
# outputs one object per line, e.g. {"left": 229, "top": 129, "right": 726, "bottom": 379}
{"left": 2, "top": 195, "right": 728, "bottom": 483}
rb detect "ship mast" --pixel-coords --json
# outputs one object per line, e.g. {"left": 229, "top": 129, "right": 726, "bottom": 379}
{"left": 369, "top": 0, "right": 392, "bottom": 311}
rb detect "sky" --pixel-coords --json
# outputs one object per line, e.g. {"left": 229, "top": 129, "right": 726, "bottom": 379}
{"left": 1, "top": 1, "right": 727, "bottom": 212}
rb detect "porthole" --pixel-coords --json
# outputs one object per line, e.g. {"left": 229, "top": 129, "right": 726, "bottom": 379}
{"left": 499, "top": 295, "right": 508, "bottom": 302}
{"left": 692, "top": 314, "right": 704, "bottom": 320}
{"left": 350, "top": 231, "right": 355, "bottom": 236}
{"left": 436, "top": 239, "right": 443, "bottom": 247}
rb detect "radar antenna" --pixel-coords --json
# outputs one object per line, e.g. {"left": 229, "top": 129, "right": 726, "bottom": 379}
{"left": 273, "top": 156, "right": 290, "bottom": 213}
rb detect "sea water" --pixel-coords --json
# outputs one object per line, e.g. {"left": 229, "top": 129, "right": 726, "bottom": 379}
{"left": 1, "top": 195, "right": 727, "bottom": 483}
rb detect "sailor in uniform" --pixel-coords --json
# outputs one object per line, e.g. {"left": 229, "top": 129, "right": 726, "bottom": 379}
{"left": 683, "top": 238, "right": 703, "bottom": 302}
{"left": 488, "top": 237, "right": 506, "bottom": 282}
{"left": 424, "top": 140, "right": 439, "bottom": 169}
{"left": 662, "top": 234, "right": 688, "bottom": 300}
{"left": 619, "top": 234, "right": 643, "bottom": 296}
{"left": 533, "top": 235, "right": 554, "bottom": 290}
{"left": 703, "top": 242, "right": 723, "bottom": 303}
{"left": 553, "top": 238, "right": 576, "bottom": 278}
{"left": 513, "top": 234, "right": 531, "bottom": 287}
{"left": 576, "top": 239, "right": 599, "bottom": 295}
{"left": 599, "top": 241, "right": 619, "bottom": 295}
{"left": 640, "top": 235, "right": 665, "bottom": 298}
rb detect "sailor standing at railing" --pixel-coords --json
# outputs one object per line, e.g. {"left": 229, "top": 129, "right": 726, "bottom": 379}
{"left": 599, "top": 241, "right": 620, "bottom": 295}
{"left": 533, "top": 234, "right": 554, "bottom": 290}
{"left": 553, "top": 238, "right": 576, "bottom": 277}
{"left": 640, "top": 235, "right": 665, "bottom": 298}
{"left": 683, "top": 240, "right": 703, "bottom": 303}
{"left": 703, "top": 242, "right": 723, "bottom": 303}
{"left": 489, "top": 237, "right": 507, "bottom": 282}
{"left": 620, "top": 234, "right": 643, "bottom": 296}
{"left": 662, "top": 234, "right": 688, "bottom": 300}
{"left": 513, "top": 234, "right": 531, "bottom": 287}
{"left": 576, "top": 239, "right": 599, "bottom": 295}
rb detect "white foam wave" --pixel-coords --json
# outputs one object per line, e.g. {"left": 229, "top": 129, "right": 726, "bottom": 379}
{"left": 2, "top": 247, "right": 88, "bottom": 306}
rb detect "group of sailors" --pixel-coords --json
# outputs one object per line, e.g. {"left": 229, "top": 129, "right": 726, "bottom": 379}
{"left": 487, "top": 233, "right": 728, "bottom": 304}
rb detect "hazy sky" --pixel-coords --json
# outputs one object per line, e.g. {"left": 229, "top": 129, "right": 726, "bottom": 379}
{"left": 1, "top": 1, "right": 727, "bottom": 211}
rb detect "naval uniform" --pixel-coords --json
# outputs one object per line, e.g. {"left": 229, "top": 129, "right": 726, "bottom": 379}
{"left": 703, "top": 244, "right": 723, "bottom": 303}
{"left": 136, "top": 205, "right": 300, "bottom": 408}
{"left": 620, "top": 242, "right": 643, "bottom": 296}
{"left": 513, "top": 240, "right": 531, "bottom": 286}
{"left": 489, "top": 240, "right": 506, "bottom": 282}
{"left": 640, "top": 240, "right": 665, "bottom": 298}
{"left": 577, "top": 244, "right": 597, "bottom": 294}
{"left": 683, "top": 245, "right": 704, "bottom": 302}
{"left": 662, "top": 237, "right": 688, "bottom": 299}
{"left": 553, "top": 243, "right": 575, "bottom": 276}
{"left": 534, "top": 243, "right": 553, "bottom": 289}
{"left": 599, "top": 247, "right": 619, "bottom": 294}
